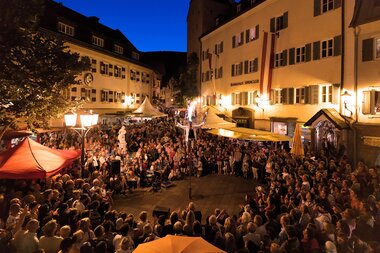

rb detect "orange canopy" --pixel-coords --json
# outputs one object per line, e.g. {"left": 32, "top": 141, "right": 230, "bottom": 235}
{"left": 0, "top": 138, "right": 80, "bottom": 179}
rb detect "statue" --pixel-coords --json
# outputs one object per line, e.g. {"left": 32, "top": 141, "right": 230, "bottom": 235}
{"left": 118, "top": 126, "right": 126, "bottom": 151}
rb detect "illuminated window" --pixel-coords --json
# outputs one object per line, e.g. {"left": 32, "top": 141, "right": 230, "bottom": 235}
{"left": 114, "top": 44, "right": 124, "bottom": 54}
{"left": 58, "top": 22, "right": 74, "bottom": 36}
{"left": 100, "top": 62, "right": 109, "bottom": 75}
{"left": 132, "top": 51, "right": 140, "bottom": 60}
{"left": 92, "top": 36, "right": 104, "bottom": 47}
{"left": 321, "top": 85, "right": 332, "bottom": 103}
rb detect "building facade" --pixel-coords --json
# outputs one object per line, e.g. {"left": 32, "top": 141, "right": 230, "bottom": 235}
{"left": 40, "top": 1, "right": 158, "bottom": 120}
{"left": 197, "top": 0, "right": 380, "bottom": 165}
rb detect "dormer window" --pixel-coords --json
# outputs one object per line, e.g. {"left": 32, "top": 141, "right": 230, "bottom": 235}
{"left": 237, "top": 4, "right": 241, "bottom": 13}
{"left": 58, "top": 22, "right": 74, "bottom": 36}
{"left": 114, "top": 44, "right": 124, "bottom": 54}
{"left": 215, "top": 17, "right": 220, "bottom": 26}
{"left": 92, "top": 35, "right": 104, "bottom": 47}
{"left": 132, "top": 51, "right": 140, "bottom": 60}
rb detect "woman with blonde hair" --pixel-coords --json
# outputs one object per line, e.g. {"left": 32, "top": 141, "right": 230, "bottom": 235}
{"left": 39, "top": 219, "right": 63, "bottom": 253}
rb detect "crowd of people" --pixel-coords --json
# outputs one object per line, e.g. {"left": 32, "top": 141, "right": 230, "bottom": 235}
{"left": 0, "top": 115, "right": 379, "bottom": 253}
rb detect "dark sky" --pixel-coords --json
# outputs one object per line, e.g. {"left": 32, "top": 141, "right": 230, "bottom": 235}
{"left": 59, "top": 0, "right": 190, "bottom": 52}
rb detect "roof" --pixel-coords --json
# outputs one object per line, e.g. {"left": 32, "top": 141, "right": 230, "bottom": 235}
{"left": 304, "top": 108, "right": 350, "bottom": 130}
{"left": 207, "top": 127, "right": 292, "bottom": 142}
{"left": 39, "top": 1, "right": 145, "bottom": 63}
{"left": 350, "top": 0, "right": 380, "bottom": 27}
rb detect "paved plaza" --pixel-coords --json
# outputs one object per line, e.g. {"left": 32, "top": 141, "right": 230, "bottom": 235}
{"left": 113, "top": 174, "right": 259, "bottom": 222}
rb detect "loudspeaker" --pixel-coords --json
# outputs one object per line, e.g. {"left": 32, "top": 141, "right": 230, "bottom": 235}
{"left": 152, "top": 205, "right": 170, "bottom": 218}
{"left": 110, "top": 160, "right": 121, "bottom": 175}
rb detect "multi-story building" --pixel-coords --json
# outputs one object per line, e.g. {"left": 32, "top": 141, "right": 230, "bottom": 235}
{"left": 194, "top": 0, "right": 380, "bottom": 165}
{"left": 40, "top": 0, "right": 158, "bottom": 119}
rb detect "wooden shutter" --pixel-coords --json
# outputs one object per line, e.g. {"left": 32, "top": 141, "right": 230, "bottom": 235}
{"left": 288, "top": 88, "right": 294, "bottom": 104}
{"left": 289, "top": 48, "right": 295, "bottom": 65}
{"left": 283, "top": 12, "right": 288, "bottom": 29}
{"left": 314, "top": 0, "right": 321, "bottom": 16}
{"left": 232, "top": 36, "right": 236, "bottom": 48}
{"left": 334, "top": 35, "right": 342, "bottom": 56}
{"left": 362, "top": 90, "right": 375, "bottom": 115}
{"left": 121, "top": 67, "right": 126, "bottom": 79}
{"left": 240, "top": 32, "right": 244, "bottom": 45}
{"left": 100, "top": 62, "right": 105, "bottom": 74}
{"left": 270, "top": 17, "right": 276, "bottom": 33}
{"left": 244, "top": 60, "right": 249, "bottom": 74}
{"left": 334, "top": 0, "right": 342, "bottom": 9}
{"left": 91, "top": 59, "right": 97, "bottom": 73}
{"left": 282, "top": 89, "right": 288, "bottom": 104}
{"left": 305, "top": 86, "right": 311, "bottom": 104}
{"left": 362, "top": 38, "right": 374, "bottom": 62}
{"left": 121, "top": 92, "right": 125, "bottom": 103}
{"left": 305, "top": 43, "right": 312, "bottom": 62}
{"left": 231, "top": 94, "right": 236, "bottom": 105}
{"left": 246, "top": 30, "right": 250, "bottom": 43}
{"left": 109, "top": 64, "right": 113, "bottom": 76}
{"left": 242, "top": 92, "right": 248, "bottom": 105}
{"left": 270, "top": 89, "right": 275, "bottom": 105}
{"left": 280, "top": 49, "right": 287, "bottom": 66}
{"left": 91, "top": 89, "right": 96, "bottom": 102}
{"left": 313, "top": 41, "right": 321, "bottom": 60}
{"left": 239, "top": 62, "right": 243, "bottom": 75}
{"left": 221, "top": 41, "right": 223, "bottom": 52}
{"left": 231, "top": 64, "right": 235, "bottom": 77}
{"left": 255, "top": 25, "right": 259, "bottom": 40}
{"left": 215, "top": 44, "right": 218, "bottom": 54}
{"left": 101, "top": 90, "right": 106, "bottom": 102}
{"left": 108, "top": 91, "right": 113, "bottom": 102}
{"left": 332, "top": 83, "right": 340, "bottom": 104}
{"left": 254, "top": 58, "right": 259, "bottom": 72}
{"left": 310, "top": 85, "right": 319, "bottom": 104}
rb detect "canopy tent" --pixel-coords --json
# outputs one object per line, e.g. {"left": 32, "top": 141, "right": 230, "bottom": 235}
{"left": 202, "top": 110, "right": 236, "bottom": 129}
{"left": 133, "top": 97, "right": 167, "bottom": 118}
{"left": 207, "top": 127, "right": 292, "bottom": 142}
{"left": 0, "top": 137, "right": 80, "bottom": 179}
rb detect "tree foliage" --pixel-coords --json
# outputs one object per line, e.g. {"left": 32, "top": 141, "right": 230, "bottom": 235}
{"left": 0, "top": 0, "right": 90, "bottom": 137}
{"left": 175, "top": 52, "right": 199, "bottom": 103}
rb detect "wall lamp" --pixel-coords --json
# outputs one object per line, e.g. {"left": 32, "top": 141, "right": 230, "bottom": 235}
{"left": 341, "top": 90, "right": 353, "bottom": 117}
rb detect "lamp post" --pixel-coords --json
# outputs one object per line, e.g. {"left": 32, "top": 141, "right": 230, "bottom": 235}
{"left": 64, "top": 112, "right": 98, "bottom": 178}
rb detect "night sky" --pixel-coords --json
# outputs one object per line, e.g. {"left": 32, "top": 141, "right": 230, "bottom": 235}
{"left": 59, "top": 0, "right": 190, "bottom": 52}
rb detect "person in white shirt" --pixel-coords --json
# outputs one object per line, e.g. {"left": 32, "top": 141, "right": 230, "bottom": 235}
{"left": 16, "top": 219, "right": 40, "bottom": 253}
{"left": 39, "top": 219, "right": 63, "bottom": 253}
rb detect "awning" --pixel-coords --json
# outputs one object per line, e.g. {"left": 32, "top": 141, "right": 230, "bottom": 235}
{"left": 207, "top": 127, "right": 292, "bottom": 142}
{"left": 304, "top": 108, "right": 350, "bottom": 129}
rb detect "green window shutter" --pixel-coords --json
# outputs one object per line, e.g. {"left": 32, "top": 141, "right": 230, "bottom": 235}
{"left": 334, "top": 0, "right": 342, "bottom": 9}
{"left": 270, "top": 18, "right": 276, "bottom": 33}
{"left": 362, "top": 90, "right": 375, "bottom": 115}
{"left": 240, "top": 32, "right": 244, "bottom": 45}
{"left": 109, "top": 64, "right": 113, "bottom": 76}
{"left": 313, "top": 41, "right": 321, "bottom": 60}
{"left": 282, "top": 49, "right": 288, "bottom": 66}
{"left": 282, "top": 89, "right": 288, "bottom": 104}
{"left": 121, "top": 67, "right": 126, "bottom": 79}
{"left": 305, "top": 43, "right": 312, "bottom": 62}
{"left": 91, "top": 59, "right": 97, "bottom": 73}
{"left": 314, "top": 0, "right": 321, "bottom": 16}
{"left": 270, "top": 89, "right": 275, "bottom": 105}
{"left": 231, "top": 94, "right": 236, "bottom": 105}
{"left": 100, "top": 62, "right": 105, "bottom": 74}
{"left": 231, "top": 64, "right": 235, "bottom": 77}
{"left": 283, "top": 11, "right": 288, "bottom": 29}
{"left": 244, "top": 60, "right": 249, "bottom": 74}
{"left": 242, "top": 92, "right": 248, "bottom": 105}
{"left": 246, "top": 30, "right": 250, "bottom": 43}
{"left": 334, "top": 35, "right": 342, "bottom": 56}
{"left": 215, "top": 44, "right": 217, "bottom": 54}
{"left": 221, "top": 41, "right": 223, "bottom": 52}
{"left": 288, "top": 88, "right": 294, "bottom": 104}
{"left": 362, "top": 38, "right": 374, "bottom": 62}
{"left": 232, "top": 36, "right": 236, "bottom": 48}
{"left": 332, "top": 83, "right": 340, "bottom": 104}
{"left": 255, "top": 25, "right": 259, "bottom": 40}
{"left": 305, "top": 86, "right": 311, "bottom": 104}
{"left": 254, "top": 58, "right": 259, "bottom": 72}
{"left": 289, "top": 48, "right": 295, "bottom": 65}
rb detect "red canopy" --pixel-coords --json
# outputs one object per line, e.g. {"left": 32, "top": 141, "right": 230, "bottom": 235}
{"left": 0, "top": 138, "right": 80, "bottom": 179}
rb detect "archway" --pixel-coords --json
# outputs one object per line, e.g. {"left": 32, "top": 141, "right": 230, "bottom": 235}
{"left": 232, "top": 107, "right": 254, "bottom": 128}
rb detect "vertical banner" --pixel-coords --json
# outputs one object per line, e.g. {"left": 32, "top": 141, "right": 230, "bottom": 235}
{"left": 267, "top": 33, "right": 276, "bottom": 97}
{"left": 260, "top": 32, "right": 268, "bottom": 95}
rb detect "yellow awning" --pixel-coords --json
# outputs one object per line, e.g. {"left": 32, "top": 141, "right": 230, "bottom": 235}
{"left": 206, "top": 127, "right": 292, "bottom": 142}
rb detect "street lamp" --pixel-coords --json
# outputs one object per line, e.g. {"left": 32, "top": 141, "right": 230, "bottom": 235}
{"left": 64, "top": 111, "right": 98, "bottom": 178}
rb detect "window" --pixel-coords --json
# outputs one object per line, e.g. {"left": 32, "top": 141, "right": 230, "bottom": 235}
{"left": 247, "top": 59, "right": 258, "bottom": 73}
{"left": 130, "top": 70, "right": 136, "bottom": 81}
{"left": 321, "top": 85, "right": 332, "bottom": 103}
{"left": 276, "top": 16, "right": 284, "bottom": 31}
{"left": 57, "top": 22, "right": 74, "bottom": 36}
{"left": 80, "top": 88, "right": 91, "bottom": 101}
{"left": 273, "top": 89, "right": 282, "bottom": 104}
{"left": 114, "top": 66, "right": 122, "bottom": 78}
{"left": 132, "top": 51, "right": 139, "bottom": 60}
{"left": 232, "top": 32, "right": 244, "bottom": 48}
{"left": 114, "top": 92, "right": 122, "bottom": 103}
{"left": 215, "top": 67, "right": 223, "bottom": 79}
{"left": 100, "top": 62, "right": 109, "bottom": 75}
{"left": 322, "top": 0, "right": 334, "bottom": 13}
{"left": 248, "top": 91, "right": 258, "bottom": 105}
{"left": 275, "top": 52, "right": 283, "bottom": 67}
{"left": 270, "top": 12, "right": 288, "bottom": 33}
{"left": 295, "top": 88, "right": 305, "bottom": 104}
{"left": 237, "top": 4, "right": 241, "bottom": 13}
{"left": 246, "top": 26, "right": 259, "bottom": 42}
{"left": 363, "top": 90, "right": 380, "bottom": 114}
{"left": 232, "top": 92, "right": 241, "bottom": 105}
{"left": 321, "top": 39, "right": 333, "bottom": 58}
{"left": 215, "top": 41, "right": 223, "bottom": 55}
{"left": 92, "top": 36, "right": 104, "bottom": 47}
{"left": 232, "top": 62, "right": 243, "bottom": 76}
{"left": 296, "top": 46, "right": 306, "bottom": 63}
{"left": 376, "top": 38, "right": 380, "bottom": 58}
{"left": 101, "top": 90, "right": 109, "bottom": 102}
{"left": 114, "top": 44, "right": 123, "bottom": 54}
{"left": 90, "top": 59, "right": 97, "bottom": 73}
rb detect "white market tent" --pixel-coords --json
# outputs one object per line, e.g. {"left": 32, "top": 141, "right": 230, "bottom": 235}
{"left": 202, "top": 106, "right": 236, "bottom": 129}
{"left": 132, "top": 97, "right": 167, "bottom": 118}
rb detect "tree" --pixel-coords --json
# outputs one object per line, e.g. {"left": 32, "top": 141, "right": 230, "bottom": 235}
{"left": 176, "top": 52, "right": 199, "bottom": 102}
{"left": 0, "top": 0, "right": 90, "bottom": 139}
